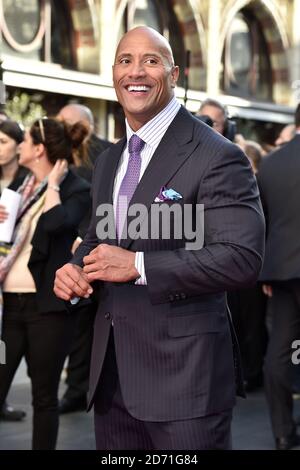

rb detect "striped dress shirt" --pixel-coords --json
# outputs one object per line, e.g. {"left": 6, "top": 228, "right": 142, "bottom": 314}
{"left": 113, "top": 96, "right": 181, "bottom": 284}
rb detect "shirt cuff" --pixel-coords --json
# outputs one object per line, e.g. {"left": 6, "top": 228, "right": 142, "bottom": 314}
{"left": 135, "top": 252, "right": 147, "bottom": 285}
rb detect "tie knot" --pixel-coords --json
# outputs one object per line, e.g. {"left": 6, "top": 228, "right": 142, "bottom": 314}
{"left": 128, "top": 134, "right": 145, "bottom": 154}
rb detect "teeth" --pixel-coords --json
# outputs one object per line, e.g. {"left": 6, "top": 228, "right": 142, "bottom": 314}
{"left": 127, "top": 85, "right": 149, "bottom": 92}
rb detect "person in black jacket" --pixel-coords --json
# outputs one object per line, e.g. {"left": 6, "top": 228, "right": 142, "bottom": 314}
{"left": 257, "top": 103, "right": 300, "bottom": 450}
{"left": 0, "top": 119, "right": 28, "bottom": 422}
{"left": 0, "top": 117, "right": 90, "bottom": 449}
{"left": 196, "top": 98, "right": 237, "bottom": 142}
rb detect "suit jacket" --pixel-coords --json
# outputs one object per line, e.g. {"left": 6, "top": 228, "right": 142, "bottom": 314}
{"left": 72, "top": 136, "right": 113, "bottom": 238}
{"left": 28, "top": 169, "right": 90, "bottom": 314}
{"left": 72, "top": 106, "right": 265, "bottom": 421}
{"left": 257, "top": 134, "right": 300, "bottom": 282}
{"left": 88, "top": 133, "right": 113, "bottom": 166}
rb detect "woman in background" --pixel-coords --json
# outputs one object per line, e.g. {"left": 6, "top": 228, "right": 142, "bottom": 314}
{"left": 0, "top": 117, "right": 90, "bottom": 449}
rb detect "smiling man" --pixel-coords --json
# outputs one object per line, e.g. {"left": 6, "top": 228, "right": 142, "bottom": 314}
{"left": 54, "top": 27, "right": 265, "bottom": 450}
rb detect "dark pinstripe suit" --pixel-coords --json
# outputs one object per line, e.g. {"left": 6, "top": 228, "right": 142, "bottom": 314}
{"left": 72, "top": 107, "right": 265, "bottom": 449}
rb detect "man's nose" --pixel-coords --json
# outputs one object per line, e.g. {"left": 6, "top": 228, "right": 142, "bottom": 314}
{"left": 128, "top": 61, "right": 146, "bottom": 77}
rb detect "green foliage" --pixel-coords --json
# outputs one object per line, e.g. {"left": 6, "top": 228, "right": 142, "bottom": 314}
{"left": 5, "top": 91, "right": 46, "bottom": 127}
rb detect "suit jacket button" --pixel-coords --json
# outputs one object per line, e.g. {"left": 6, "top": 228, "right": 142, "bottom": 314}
{"left": 104, "top": 312, "right": 111, "bottom": 320}
{"left": 175, "top": 293, "right": 181, "bottom": 300}
{"left": 169, "top": 294, "right": 175, "bottom": 302}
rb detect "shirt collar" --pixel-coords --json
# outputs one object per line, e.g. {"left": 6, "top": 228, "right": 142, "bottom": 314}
{"left": 125, "top": 97, "right": 181, "bottom": 148}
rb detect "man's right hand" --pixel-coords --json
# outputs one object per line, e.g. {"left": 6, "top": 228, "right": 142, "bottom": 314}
{"left": 54, "top": 263, "right": 93, "bottom": 301}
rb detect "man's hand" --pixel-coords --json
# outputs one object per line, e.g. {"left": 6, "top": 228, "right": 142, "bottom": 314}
{"left": 83, "top": 244, "right": 139, "bottom": 283}
{"left": 48, "top": 159, "right": 68, "bottom": 187}
{"left": 54, "top": 263, "right": 93, "bottom": 301}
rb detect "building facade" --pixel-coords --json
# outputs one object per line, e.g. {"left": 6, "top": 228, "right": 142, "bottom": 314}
{"left": 0, "top": 0, "right": 299, "bottom": 143}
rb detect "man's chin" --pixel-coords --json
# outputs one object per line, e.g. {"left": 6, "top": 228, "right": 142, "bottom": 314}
{"left": 124, "top": 104, "right": 153, "bottom": 118}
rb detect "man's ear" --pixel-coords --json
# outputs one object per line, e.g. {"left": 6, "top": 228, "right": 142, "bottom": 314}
{"left": 171, "top": 66, "right": 180, "bottom": 88}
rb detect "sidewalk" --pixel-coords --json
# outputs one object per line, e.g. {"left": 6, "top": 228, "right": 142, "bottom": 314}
{"left": 1, "top": 382, "right": 300, "bottom": 450}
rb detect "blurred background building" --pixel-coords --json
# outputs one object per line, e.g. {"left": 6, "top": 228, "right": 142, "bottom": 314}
{"left": 0, "top": 0, "right": 299, "bottom": 145}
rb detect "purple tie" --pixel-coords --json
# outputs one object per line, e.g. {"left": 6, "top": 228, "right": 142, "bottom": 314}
{"left": 116, "top": 134, "right": 145, "bottom": 240}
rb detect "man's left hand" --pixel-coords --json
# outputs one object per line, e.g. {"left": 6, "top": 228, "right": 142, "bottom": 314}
{"left": 83, "top": 244, "right": 139, "bottom": 283}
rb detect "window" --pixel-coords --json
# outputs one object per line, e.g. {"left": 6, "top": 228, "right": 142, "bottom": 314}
{"left": 0, "top": 0, "right": 45, "bottom": 55}
{"left": 131, "top": 0, "right": 162, "bottom": 30}
{"left": 221, "top": 11, "right": 272, "bottom": 101}
{"left": 50, "top": 0, "right": 75, "bottom": 68}
{"left": 120, "top": 0, "right": 185, "bottom": 86}
{"left": 0, "top": 1, "right": 78, "bottom": 69}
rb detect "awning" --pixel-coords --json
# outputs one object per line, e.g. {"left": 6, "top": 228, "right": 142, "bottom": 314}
{"left": 1, "top": 56, "right": 294, "bottom": 124}
{"left": 1, "top": 55, "right": 117, "bottom": 101}
{"left": 226, "top": 104, "right": 294, "bottom": 124}
{"left": 184, "top": 89, "right": 294, "bottom": 123}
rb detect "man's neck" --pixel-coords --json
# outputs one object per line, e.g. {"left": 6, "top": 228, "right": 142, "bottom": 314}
{"left": 125, "top": 97, "right": 177, "bottom": 133}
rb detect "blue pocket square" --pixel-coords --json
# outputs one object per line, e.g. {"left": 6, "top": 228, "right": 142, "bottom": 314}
{"left": 154, "top": 186, "right": 183, "bottom": 202}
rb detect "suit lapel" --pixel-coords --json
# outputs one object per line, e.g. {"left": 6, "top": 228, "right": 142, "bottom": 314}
{"left": 97, "top": 137, "right": 126, "bottom": 246}
{"left": 120, "top": 107, "right": 201, "bottom": 250}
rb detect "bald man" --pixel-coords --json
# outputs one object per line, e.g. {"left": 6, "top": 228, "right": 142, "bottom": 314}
{"left": 54, "top": 26, "right": 264, "bottom": 450}
{"left": 58, "top": 104, "right": 111, "bottom": 168}
{"left": 58, "top": 104, "right": 94, "bottom": 129}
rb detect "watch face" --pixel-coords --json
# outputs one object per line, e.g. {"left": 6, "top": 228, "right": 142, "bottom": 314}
{"left": 1, "top": 0, "right": 45, "bottom": 50}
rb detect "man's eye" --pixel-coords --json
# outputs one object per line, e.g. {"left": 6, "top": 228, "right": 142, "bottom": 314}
{"left": 119, "top": 58, "right": 130, "bottom": 64}
{"left": 145, "top": 58, "right": 157, "bottom": 64}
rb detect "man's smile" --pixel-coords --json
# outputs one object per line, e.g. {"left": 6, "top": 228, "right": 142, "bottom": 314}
{"left": 124, "top": 84, "right": 152, "bottom": 96}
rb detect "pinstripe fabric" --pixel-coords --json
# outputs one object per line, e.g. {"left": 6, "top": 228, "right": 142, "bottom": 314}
{"left": 95, "top": 393, "right": 232, "bottom": 450}
{"left": 94, "top": 331, "right": 232, "bottom": 450}
{"left": 94, "top": 331, "right": 153, "bottom": 450}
